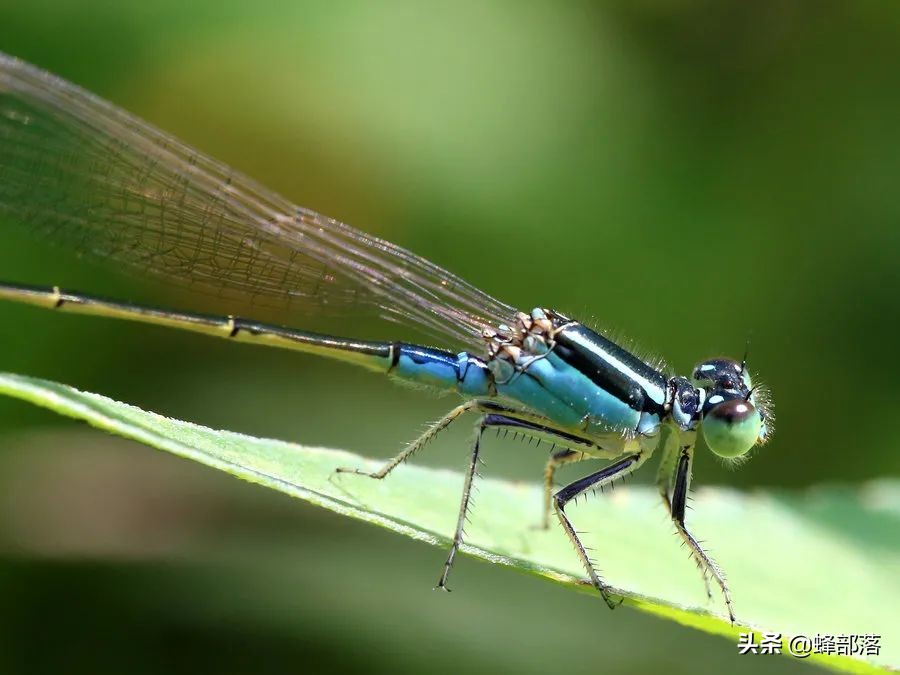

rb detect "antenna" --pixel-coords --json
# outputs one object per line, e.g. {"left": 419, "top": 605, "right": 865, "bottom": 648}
{"left": 740, "top": 337, "right": 751, "bottom": 376}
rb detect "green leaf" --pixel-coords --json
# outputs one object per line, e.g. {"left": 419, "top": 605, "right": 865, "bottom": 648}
{"left": 0, "top": 372, "right": 896, "bottom": 673}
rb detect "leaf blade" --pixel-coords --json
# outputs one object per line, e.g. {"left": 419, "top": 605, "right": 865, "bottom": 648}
{"left": 0, "top": 371, "right": 895, "bottom": 674}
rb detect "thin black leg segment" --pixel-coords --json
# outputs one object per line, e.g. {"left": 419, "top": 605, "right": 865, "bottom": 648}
{"left": 436, "top": 417, "right": 486, "bottom": 590}
{"left": 336, "top": 400, "right": 593, "bottom": 480}
{"left": 435, "top": 412, "right": 600, "bottom": 590}
{"left": 336, "top": 402, "right": 652, "bottom": 605}
{"left": 554, "top": 452, "right": 647, "bottom": 609}
{"left": 481, "top": 412, "right": 595, "bottom": 529}
{"left": 655, "top": 438, "right": 712, "bottom": 600}
{"left": 668, "top": 445, "right": 735, "bottom": 623}
{"left": 336, "top": 400, "right": 493, "bottom": 480}
{"left": 336, "top": 401, "right": 599, "bottom": 592}
{"left": 541, "top": 449, "right": 586, "bottom": 529}
{"left": 670, "top": 449, "right": 692, "bottom": 524}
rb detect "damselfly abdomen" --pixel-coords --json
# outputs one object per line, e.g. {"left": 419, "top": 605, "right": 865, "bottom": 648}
{"left": 0, "top": 53, "right": 772, "bottom": 623}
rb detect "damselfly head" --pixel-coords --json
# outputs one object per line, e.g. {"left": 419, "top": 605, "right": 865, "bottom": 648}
{"left": 692, "top": 358, "right": 772, "bottom": 459}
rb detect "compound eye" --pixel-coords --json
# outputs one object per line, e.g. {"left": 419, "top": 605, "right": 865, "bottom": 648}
{"left": 693, "top": 358, "right": 745, "bottom": 390}
{"left": 701, "top": 398, "right": 762, "bottom": 459}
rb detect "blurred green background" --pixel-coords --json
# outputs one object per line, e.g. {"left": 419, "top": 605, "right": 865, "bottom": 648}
{"left": 0, "top": 1, "right": 898, "bottom": 673}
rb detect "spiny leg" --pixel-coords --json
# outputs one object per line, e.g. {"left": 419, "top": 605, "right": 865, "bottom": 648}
{"left": 335, "top": 400, "right": 487, "bottom": 479}
{"left": 336, "top": 401, "right": 613, "bottom": 593}
{"left": 668, "top": 444, "right": 735, "bottom": 624}
{"left": 436, "top": 414, "right": 604, "bottom": 591}
{"left": 542, "top": 449, "right": 586, "bottom": 529}
{"left": 479, "top": 412, "right": 601, "bottom": 529}
{"left": 336, "top": 399, "right": 598, "bottom": 481}
{"left": 436, "top": 416, "right": 487, "bottom": 591}
{"left": 335, "top": 400, "right": 495, "bottom": 593}
{"left": 655, "top": 438, "right": 713, "bottom": 601}
{"left": 554, "top": 452, "right": 648, "bottom": 609}
{"left": 654, "top": 434, "right": 679, "bottom": 515}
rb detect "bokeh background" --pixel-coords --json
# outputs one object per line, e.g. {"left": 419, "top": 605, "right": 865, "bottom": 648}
{"left": 0, "top": 2, "right": 898, "bottom": 674}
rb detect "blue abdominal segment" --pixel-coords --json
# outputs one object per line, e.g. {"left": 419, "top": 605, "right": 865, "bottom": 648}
{"left": 390, "top": 344, "right": 492, "bottom": 396}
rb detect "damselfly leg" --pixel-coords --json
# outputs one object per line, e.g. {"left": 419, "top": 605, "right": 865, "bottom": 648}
{"left": 436, "top": 415, "right": 486, "bottom": 591}
{"left": 335, "top": 400, "right": 604, "bottom": 481}
{"left": 334, "top": 401, "right": 487, "bottom": 480}
{"left": 472, "top": 413, "right": 605, "bottom": 530}
{"left": 541, "top": 449, "right": 588, "bottom": 530}
{"left": 437, "top": 414, "right": 609, "bottom": 591}
{"left": 655, "top": 438, "right": 711, "bottom": 600}
{"left": 337, "top": 402, "right": 657, "bottom": 602}
{"left": 657, "top": 439, "right": 734, "bottom": 622}
{"left": 554, "top": 452, "right": 650, "bottom": 608}
{"left": 334, "top": 400, "right": 518, "bottom": 591}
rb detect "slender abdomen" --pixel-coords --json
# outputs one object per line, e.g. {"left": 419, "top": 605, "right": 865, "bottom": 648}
{"left": 0, "top": 282, "right": 495, "bottom": 397}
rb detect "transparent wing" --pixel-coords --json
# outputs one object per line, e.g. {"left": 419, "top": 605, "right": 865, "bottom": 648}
{"left": 0, "top": 53, "right": 518, "bottom": 351}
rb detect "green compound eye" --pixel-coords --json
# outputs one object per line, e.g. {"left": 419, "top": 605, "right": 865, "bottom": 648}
{"left": 702, "top": 398, "right": 763, "bottom": 459}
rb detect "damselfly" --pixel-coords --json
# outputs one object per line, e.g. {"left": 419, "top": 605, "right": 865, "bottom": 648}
{"left": 0, "top": 53, "right": 772, "bottom": 622}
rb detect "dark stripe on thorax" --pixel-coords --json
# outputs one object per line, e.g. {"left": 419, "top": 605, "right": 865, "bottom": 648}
{"left": 552, "top": 324, "right": 667, "bottom": 414}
